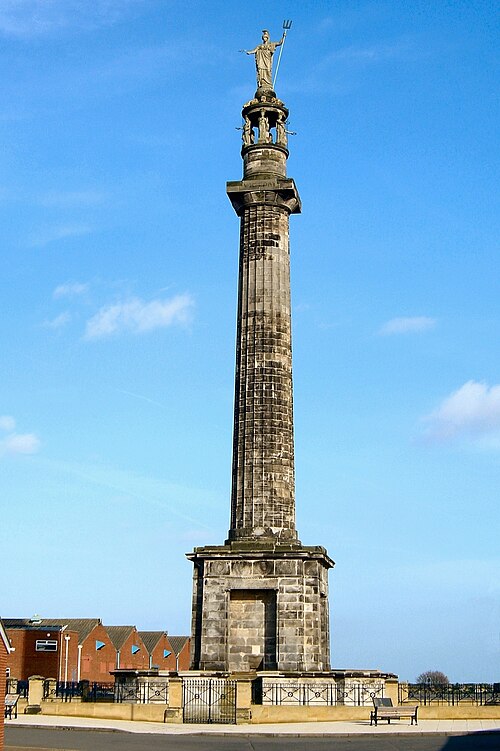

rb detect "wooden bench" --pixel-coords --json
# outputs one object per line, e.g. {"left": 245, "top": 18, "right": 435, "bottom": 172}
{"left": 370, "top": 697, "right": 418, "bottom": 726}
{"left": 4, "top": 693, "right": 19, "bottom": 720}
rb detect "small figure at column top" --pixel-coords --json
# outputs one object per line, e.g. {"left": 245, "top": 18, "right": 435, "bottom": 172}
{"left": 242, "top": 116, "right": 254, "bottom": 147}
{"left": 276, "top": 113, "right": 287, "bottom": 147}
{"left": 242, "top": 29, "right": 284, "bottom": 90}
{"left": 258, "top": 110, "right": 271, "bottom": 143}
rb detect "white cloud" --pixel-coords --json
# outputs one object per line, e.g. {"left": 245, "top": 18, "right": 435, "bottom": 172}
{"left": 424, "top": 381, "right": 500, "bottom": 441}
{"left": 0, "top": 415, "right": 16, "bottom": 431}
{"left": 42, "top": 312, "right": 72, "bottom": 329}
{"left": 0, "top": 432, "right": 41, "bottom": 455}
{"left": 53, "top": 282, "right": 89, "bottom": 299}
{"left": 379, "top": 316, "right": 436, "bottom": 335}
{"left": 0, "top": 1, "right": 144, "bottom": 38}
{"left": 84, "top": 294, "right": 194, "bottom": 339}
{"left": 28, "top": 223, "right": 93, "bottom": 248}
{"left": 0, "top": 415, "right": 41, "bottom": 457}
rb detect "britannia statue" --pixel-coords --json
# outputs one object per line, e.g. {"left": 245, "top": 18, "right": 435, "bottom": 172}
{"left": 242, "top": 29, "right": 285, "bottom": 89}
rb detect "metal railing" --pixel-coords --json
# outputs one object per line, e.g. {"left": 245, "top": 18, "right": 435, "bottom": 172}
{"left": 41, "top": 679, "right": 168, "bottom": 704}
{"left": 182, "top": 678, "right": 237, "bottom": 724}
{"left": 115, "top": 681, "right": 169, "bottom": 704}
{"left": 399, "top": 683, "right": 500, "bottom": 706}
{"left": 253, "top": 680, "right": 384, "bottom": 706}
{"left": 5, "top": 679, "right": 28, "bottom": 698}
{"left": 43, "top": 681, "right": 83, "bottom": 702}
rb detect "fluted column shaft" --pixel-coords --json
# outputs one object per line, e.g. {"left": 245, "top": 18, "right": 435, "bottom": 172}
{"left": 229, "top": 200, "right": 296, "bottom": 542}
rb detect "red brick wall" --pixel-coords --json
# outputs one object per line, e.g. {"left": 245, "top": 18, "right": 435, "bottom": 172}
{"left": 149, "top": 635, "right": 177, "bottom": 671}
{"left": 6, "top": 628, "right": 78, "bottom": 681}
{"left": 80, "top": 626, "right": 117, "bottom": 683}
{"left": 116, "top": 630, "right": 148, "bottom": 671}
{"left": 0, "top": 635, "right": 8, "bottom": 751}
{"left": 177, "top": 639, "right": 191, "bottom": 671}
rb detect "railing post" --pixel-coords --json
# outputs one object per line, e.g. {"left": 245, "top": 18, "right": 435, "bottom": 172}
{"left": 384, "top": 678, "right": 399, "bottom": 705}
{"left": 26, "top": 676, "right": 44, "bottom": 714}
{"left": 234, "top": 676, "right": 251, "bottom": 723}
{"left": 164, "top": 677, "right": 182, "bottom": 723}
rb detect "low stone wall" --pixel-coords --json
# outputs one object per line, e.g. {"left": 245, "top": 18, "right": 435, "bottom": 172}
{"left": 33, "top": 700, "right": 500, "bottom": 724}
{"left": 40, "top": 701, "right": 167, "bottom": 723}
{"left": 14, "top": 675, "right": 500, "bottom": 725}
{"left": 418, "top": 706, "right": 500, "bottom": 720}
{"left": 252, "top": 705, "right": 370, "bottom": 723}
{"left": 252, "top": 704, "right": 500, "bottom": 723}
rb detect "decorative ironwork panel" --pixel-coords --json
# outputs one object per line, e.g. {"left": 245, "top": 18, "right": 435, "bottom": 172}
{"left": 259, "top": 682, "right": 337, "bottom": 706}
{"left": 115, "top": 682, "right": 141, "bottom": 703}
{"left": 337, "top": 681, "right": 384, "bottom": 707}
{"left": 143, "top": 681, "right": 168, "bottom": 704}
{"left": 399, "top": 683, "right": 500, "bottom": 706}
{"left": 82, "top": 682, "right": 116, "bottom": 702}
{"left": 256, "top": 680, "right": 384, "bottom": 707}
{"left": 183, "top": 678, "right": 237, "bottom": 724}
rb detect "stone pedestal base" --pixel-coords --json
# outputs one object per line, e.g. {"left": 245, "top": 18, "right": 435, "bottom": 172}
{"left": 187, "top": 543, "right": 334, "bottom": 673}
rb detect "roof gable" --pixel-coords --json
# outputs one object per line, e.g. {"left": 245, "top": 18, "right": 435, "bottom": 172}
{"left": 138, "top": 631, "right": 166, "bottom": 654}
{"left": 168, "top": 635, "right": 190, "bottom": 656}
{"left": 104, "top": 626, "right": 136, "bottom": 650}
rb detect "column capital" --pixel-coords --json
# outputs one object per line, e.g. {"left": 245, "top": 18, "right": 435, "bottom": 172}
{"left": 226, "top": 178, "right": 301, "bottom": 215}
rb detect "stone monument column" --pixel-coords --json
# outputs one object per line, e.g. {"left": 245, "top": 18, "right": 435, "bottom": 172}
{"left": 187, "top": 35, "right": 334, "bottom": 674}
{"left": 227, "top": 96, "right": 300, "bottom": 545}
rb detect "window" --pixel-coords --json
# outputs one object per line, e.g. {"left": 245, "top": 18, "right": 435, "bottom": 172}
{"left": 36, "top": 639, "right": 58, "bottom": 652}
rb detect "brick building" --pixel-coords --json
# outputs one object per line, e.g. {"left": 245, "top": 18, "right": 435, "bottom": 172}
{"left": 4, "top": 619, "right": 79, "bottom": 682}
{"left": 1, "top": 619, "right": 12, "bottom": 751}
{"left": 168, "top": 636, "right": 191, "bottom": 671}
{"left": 4, "top": 618, "right": 117, "bottom": 683}
{"left": 139, "top": 631, "right": 177, "bottom": 671}
{"left": 60, "top": 619, "right": 116, "bottom": 683}
{"left": 4, "top": 618, "right": 189, "bottom": 682}
{"left": 105, "top": 626, "right": 149, "bottom": 671}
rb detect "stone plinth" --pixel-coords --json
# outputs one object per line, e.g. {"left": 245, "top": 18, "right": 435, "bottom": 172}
{"left": 187, "top": 544, "right": 332, "bottom": 672}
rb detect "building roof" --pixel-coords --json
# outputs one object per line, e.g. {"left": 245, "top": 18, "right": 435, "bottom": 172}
{"left": 104, "top": 626, "right": 136, "bottom": 650}
{"left": 2, "top": 618, "right": 100, "bottom": 643}
{"left": 138, "top": 631, "right": 167, "bottom": 654}
{"left": 44, "top": 619, "right": 101, "bottom": 642}
{"left": 168, "top": 636, "right": 190, "bottom": 656}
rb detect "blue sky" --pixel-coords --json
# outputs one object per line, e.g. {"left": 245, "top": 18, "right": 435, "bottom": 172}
{"left": 1, "top": 1, "right": 498, "bottom": 683}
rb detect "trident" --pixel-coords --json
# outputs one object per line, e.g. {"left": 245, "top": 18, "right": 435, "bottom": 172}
{"left": 273, "top": 19, "right": 292, "bottom": 89}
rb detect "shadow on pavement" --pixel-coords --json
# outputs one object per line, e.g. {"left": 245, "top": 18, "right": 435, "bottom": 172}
{"left": 442, "top": 730, "right": 500, "bottom": 749}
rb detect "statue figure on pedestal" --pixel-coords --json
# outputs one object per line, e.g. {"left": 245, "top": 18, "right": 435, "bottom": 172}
{"left": 276, "top": 113, "right": 287, "bottom": 147}
{"left": 258, "top": 110, "right": 271, "bottom": 143}
{"left": 242, "top": 116, "right": 254, "bottom": 146}
{"left": 242, "top": 29, "right": 284, "bottom": 90}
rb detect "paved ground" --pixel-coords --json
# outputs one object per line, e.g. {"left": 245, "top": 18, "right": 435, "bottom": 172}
{"left": 5, "top": 725, "right": 500, "bottom": 750}
{"left": 5, "top": 714, "right": 500, "bottom": 735}
{"left": 4, "top": 715, "right": 500, "bottom": 751}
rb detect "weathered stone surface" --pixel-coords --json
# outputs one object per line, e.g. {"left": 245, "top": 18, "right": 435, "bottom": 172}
{"left": 188, "top": 91, "right": 334, "bottom": 673}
